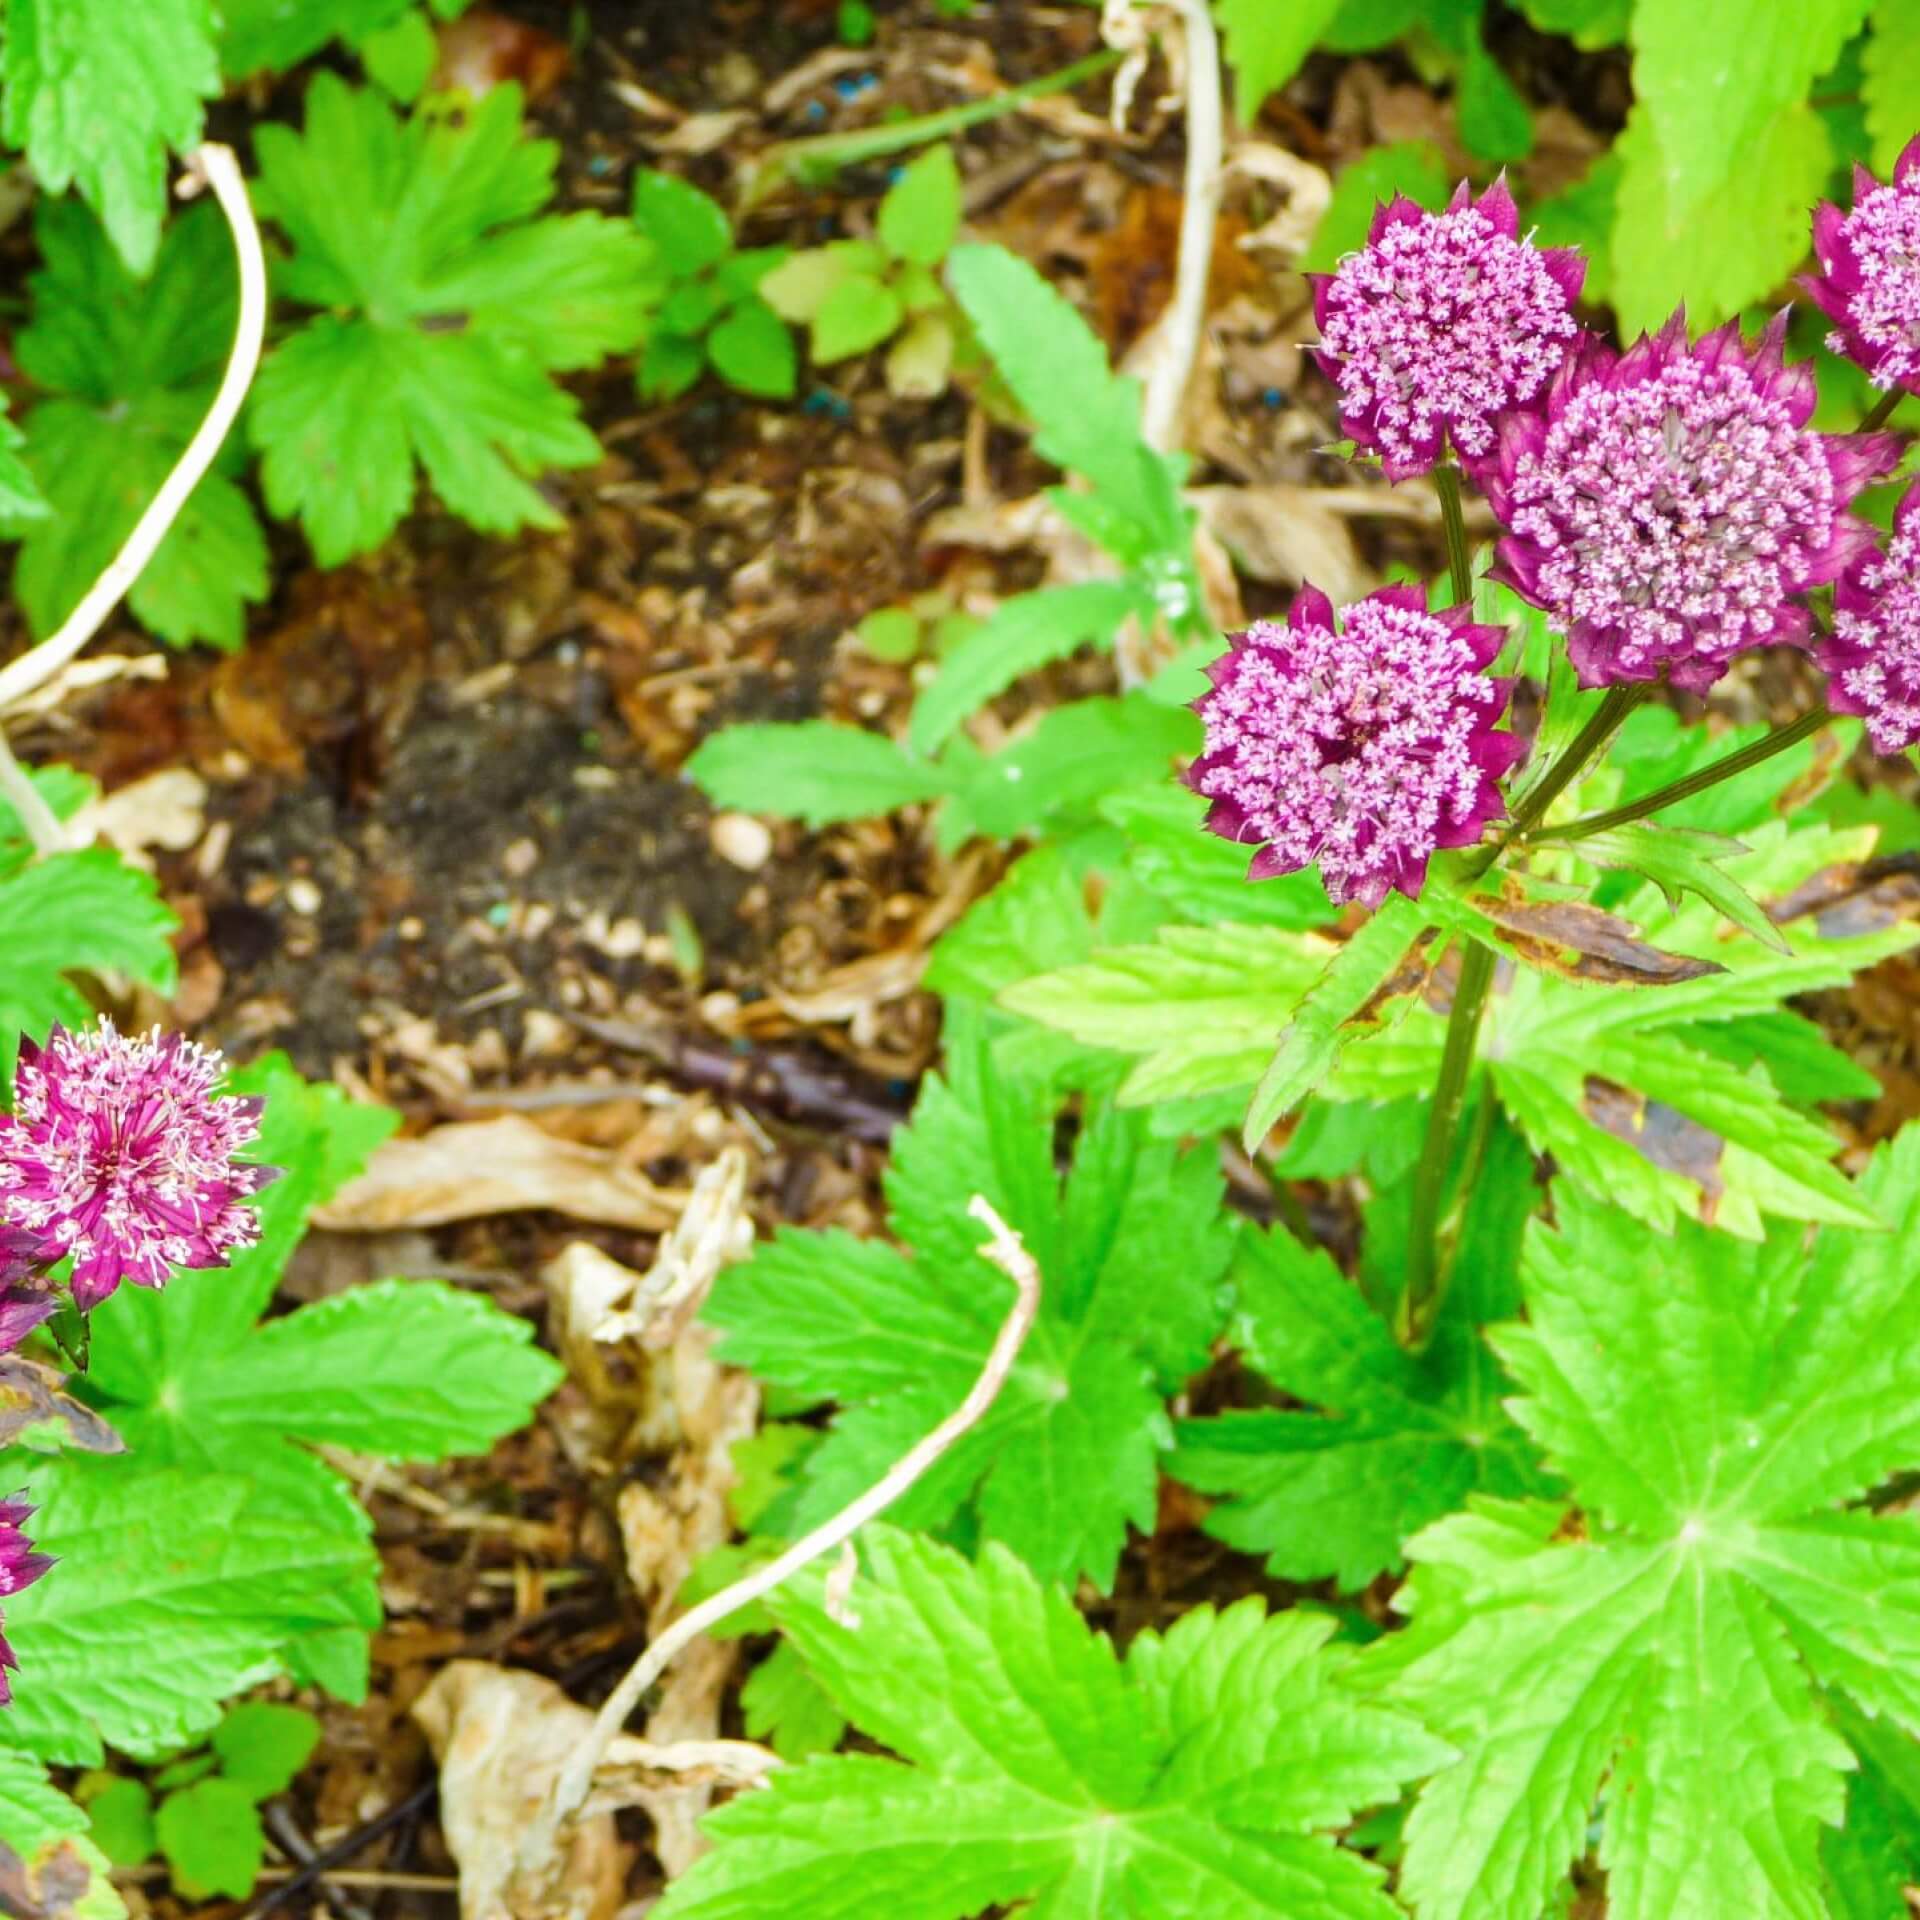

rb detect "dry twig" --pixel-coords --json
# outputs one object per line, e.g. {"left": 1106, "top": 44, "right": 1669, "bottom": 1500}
{"left": 514, "top": 1194, "right": 1045, "bottom": 1887}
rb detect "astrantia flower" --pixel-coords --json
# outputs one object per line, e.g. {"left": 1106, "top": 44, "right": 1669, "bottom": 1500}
{"left": 1186, "top": 584, "right": 1522, "bottom": 908}
{"left": 1485, "top": 311, "right": 1901, "bottom": 691}
{"left": 1818, "top": 478, "right": 1920, "bottom": 753}
{"left": 1310, "top": 176, "right": 1584, "bottom": 480}
{"left": 1805, "top": 137, "right": 1920, "bottom": 394}
{"left": 0, "top": 1021, "right": 275, "bottom": 1312}
{"left": 0, "top": 1493, "right": 50, "bottom": 1706}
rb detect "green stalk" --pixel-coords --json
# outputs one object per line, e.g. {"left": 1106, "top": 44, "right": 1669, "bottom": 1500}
{"left": 1862, "top": 388, "right": 1905, "bottom": 434}
{"left": 1531, "top": 704, "right": 1833, "bottom": 845}
{"left": 1434, "top": 462, "right": 1474, "bottom": 608}
{"left": 1468, "top": 682, "right": 1647, "bottom": 875}
{"left": 1396, "top": 935, "right": 1497, "bottom": 1350}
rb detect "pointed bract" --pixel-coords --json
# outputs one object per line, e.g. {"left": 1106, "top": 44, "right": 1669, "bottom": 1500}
{"left": 0, "top": 1493, "right": 49, "bottom": 1707}
{"left": 0, "top": 1019, "right": 278, "bottom": 1313}
{"left": 1484, "top": 308, "right": 1900, "bottom": 690}
{"left": 1185, "top": 585, "right": 1520, "bottom": 908}
{"left": 1310, "top": 175, "right": 1584, "bottom": 480}
{"left": 1819, "top": 477, "right": 1920, "bottom": 754}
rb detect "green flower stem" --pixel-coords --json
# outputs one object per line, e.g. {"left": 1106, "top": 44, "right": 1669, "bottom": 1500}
{"left": 1530, "top": 703, "right": 1834, "bottom": 845}
{"left": 1862, "top": 388, "right": 1905, "bottom": 434}
{"left": 1434, "top": 461, "right": 1474, "bottom": 607}
{"left": 1397, "top": 933, "right": 1497, "bottom": 1350}
{"left": 1468, "top": 682, "right": 1648, "bottom": 875}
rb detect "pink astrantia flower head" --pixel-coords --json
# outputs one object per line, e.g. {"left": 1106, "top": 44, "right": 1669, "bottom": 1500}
{"left": 0, "top": 1493, "right": 49, "bottom": 1705}
{"left": 1817, "top": 478, "right": 1920, "bottom": 754}
{"left": 1310, "top": 176, "right": 1584, "bottom": 481}
{"left": 1185, "top": 583, "right": 1523, "bottom": 908}
{"left": 0, "top": 1021, "right": 276, "bottom": 1313}
{"left": 1804, "top": 136, "right": 1920, "bottom": 395}
{"left": 1483, "top": 310, "right": 1902, "bottom": 692}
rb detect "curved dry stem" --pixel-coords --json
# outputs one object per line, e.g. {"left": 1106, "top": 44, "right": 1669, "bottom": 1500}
{"left": 0, "top": 144, "right": 267, "bottom": 719}
{"left": 517, "top": 1195, "right": 1044, "bottom": 1882}
{"left": 1138, "top": 0, "right": 1223, "bottom": 455}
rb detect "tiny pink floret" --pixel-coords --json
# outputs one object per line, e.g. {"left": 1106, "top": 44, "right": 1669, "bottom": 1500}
{"left": 1819, "top": 478, "right": 1920, "bottom": 755}
{"left": 1185, "top": 584, "right": 1522, "bottom": 909}
{"left": 1311, "top": 177, "right": 1584, "bottom": 481}
{"left": 1484, "top": 311, "right": 1901, "bottom": 691}
{"left": 1805, "top": 136, "right": 1920, "bottom": 395}
{"left": 0, "top": 1020, "right": 275, "bottom": 1313}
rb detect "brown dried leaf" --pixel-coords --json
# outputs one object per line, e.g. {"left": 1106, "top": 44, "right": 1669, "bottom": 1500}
{"left": 0, "top": 1357, "right": 121, "bottom": 1455}
{"left": 0, "top": 1839, "right": 100, "bottom": 1920}
{"left": 1475, "top": 897, "right": 1726, "bottom": 986}
{"left": 313, "top": 1117, "right": 679, "bottom": 1232}
{"left": 1583, "top": 1077, "right": 1728, "bottom": 1225}
{"left": 1190, "top": 484, "right": 1369, "bottom": 605}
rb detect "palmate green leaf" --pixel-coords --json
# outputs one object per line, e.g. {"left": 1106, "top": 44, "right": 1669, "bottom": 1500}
{"left": 909, "top": 581, "right": 1152, "bottom": 754}
{"left": 1571, "top": 820, "right": 1786, "bottom": 951}
{"left": 704, "top": 1029, "right": 1235, "bottom": 1589}
{"left": 1360, "top": 1130, "right": 1920, "bottom": 1920}
{"left": 1000, "top": 923, "right": 1337, "bottom": 1104}
{"left": 0, "top": 0, "right": 219, "bottom": 274}
{"left": 658, "top": 1527, "right": 1447, "bottom": 1920}
{"left": 1628, "top": 0, "right": 1866, "bottom": 231}
{"left": 0, "top": 852, "right": 177, "bottom": 1081}
{"left": 685, "top": 721, "right": 955, "bottom": 828}
{"left": 1334, "top": 822, "right": 1918, "bottom": 1236}
{"left": 1823, "top": 1707, "right": 1920, "bottom": 1918}
{"left": 1171, "top": 1119, "right": 1556, "bottom": 1591}
{"left": 1864, "top": 0, "right": 1920, "bottom": 174}
{"left": 54, "top": 1060, "right": 554, "bottom": 1747}
{"left": 252, "top": 76, "right": 660, "bottom": 562}
{"left": 1610, "top": 100, "right": 1832, "bottom": 333}
{"left": 0, "top": 1456, "right": 377, "bottom": 1765}
{"left": 11, "top": 199, "right": 266, "bottom": 650}
{"left": 154, "top": 1778, "right": 261, "bottom": 1900}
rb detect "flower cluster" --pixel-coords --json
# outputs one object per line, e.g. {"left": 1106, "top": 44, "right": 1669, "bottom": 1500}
{"left": 1483, "top": 314, "right": 1899, "bottom": 690}
{"left": 1310, "top": 176, "right": 1583, "bottom": 479}
{"left": 1806, "top": 137, "right": 1920, "bottom": 395}
{"left": 1187, "top": 584, "right": 1520, "bottom": 907}
{"left": 0, "top": 1021, "right": 274, "bottom": 1317}
{"left": 1819, "top": 479, "right": 1920, "bottom": 753}
{"left": 0, "top": 1495, "right": 48, "bottom": 1707}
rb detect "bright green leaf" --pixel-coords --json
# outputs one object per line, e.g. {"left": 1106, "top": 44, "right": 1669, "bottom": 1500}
{"left": 657, "top": 1527, "right": 1447, "bottom": 1920}
{"left": 252, "top": 76, "right": 659, "bottom": 561}
{"left": 685, "top": 720, "right": 955, "bottom": 828}
{"left": 810, "top": 271, "right": 903, "bottom": 361}
{"left": 220, "top": 0, "right": 408, "bottom": 74}
{"left": 80, "top": 1778, "right": 154, "bottom": 1869}
{"left": 1864, "top": 0, "right": 1920, "bottom": 173}
{"left": 155, "top": 1777, "right": 263, "bottom": 1900}
{"left": 707, "top": 299, "right": 798, "bottom": 397}
{"left": 632, "top": 168, "right": 734, "bottom": 277}
{"left": 877, "top": 144, "right": 961, "bottom": 266}
{"left": 1216, "top": 0, "right": 1348, "bottom": 120}
{"left": 212, "top": 1703, "right": 320, "bottom": 1800}
{"left": 358, "top": 8, "right": 438, "bottom": 100}
{"left": 1, "top": 0, "right": 220, "bottom": 273}
{"left": 1299, "top": 142, "right": 1451, "bottom": 272}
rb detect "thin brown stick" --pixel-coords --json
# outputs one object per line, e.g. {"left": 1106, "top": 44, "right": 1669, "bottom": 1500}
{"left": 518, "top": 1195, "right": 1044, "bottom": 1878}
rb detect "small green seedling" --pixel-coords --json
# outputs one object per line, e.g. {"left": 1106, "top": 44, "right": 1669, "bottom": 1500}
{"left": 759, "top": 144, "right": 963, "bottom": 395}
{"left": 632, "top": 170, "right": 798, "bottom": 401}
{"left": 78, "top": 1703, "right": 322, "bottom": 1901}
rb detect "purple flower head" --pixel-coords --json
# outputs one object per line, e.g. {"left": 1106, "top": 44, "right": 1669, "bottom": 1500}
{"left": 1185, "top": 583, "right": 1523, "bottom": 908}
{"left": 1484, "top": 311, "right": 1902, "bottom": 692}
{"left": 1805, "top": 136, "right": 1920, "bottom": 394}
{"left": 1310, "top": 176, "right": 1584, "bottom": 481}
{"left": 0, "top": 1493, "right": 50, "bottom": 1705}
{"left": 1818, "top": 478, "right": 1920, "bottom": 754}
{"left": 0, "top": 1021, "right": 277, "bottom": 1313}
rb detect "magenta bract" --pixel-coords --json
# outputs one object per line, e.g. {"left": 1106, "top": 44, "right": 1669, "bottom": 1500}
{"left": 0, "top": 1492, "right": 49, "bottom": 1706}
{"left": 1185, "top": 584, "right": 1522, "bottom": 909}
{"left": 1483, "top": 311, "right": 1901, "bottom": 692}
{"left": 1818, "top": 477, "right": 1920, "bottom": 754}
{"left": 0, "top": 1021, "right": 276, "bottom": 1314}
{"left": 1310, "top": 176, "right": 1584, "bottom": 481}
{"left": 1805, "top": 136, "right": 1920, "bottom": 396}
